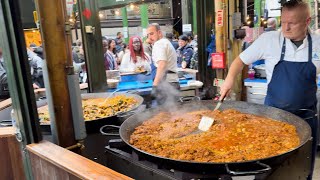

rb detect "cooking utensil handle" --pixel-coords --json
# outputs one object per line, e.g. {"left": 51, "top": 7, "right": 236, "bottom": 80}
{"left": 117, "top": 111, "right": 136, "bottom": 118}
{"left": 225, "top": 161, "right": 271, "bottom": 175}
{"left": 179, "top": 96, "right": 201, "bottom": 103}
{"left": 100, "top": 125, "right": 120, "bottom": 136}
{"left": 219, "top": 93, "right": 226, "bottom": 102}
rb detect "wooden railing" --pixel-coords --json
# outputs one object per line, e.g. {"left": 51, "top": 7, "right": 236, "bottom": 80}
{"left": 27, "top": 140, "right": 132, "bottom": 180}
{"left": 0, "top": 127, "right": 25, "bottom": 180}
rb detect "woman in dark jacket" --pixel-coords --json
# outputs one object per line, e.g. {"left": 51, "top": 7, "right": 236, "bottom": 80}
{"left": 176, "top": 35, "right": 193, "bottom": 69}
{"left": 104, "top": 39, "right": 118, "bottom": 70}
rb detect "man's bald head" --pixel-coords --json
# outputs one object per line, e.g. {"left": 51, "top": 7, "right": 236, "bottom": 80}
{"left": 267, "top": 18, "right": 277, "bottom": 29}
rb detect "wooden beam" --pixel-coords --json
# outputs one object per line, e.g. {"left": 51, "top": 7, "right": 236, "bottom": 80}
{"left": 0, "top": 83, "right": 88, "bottom": 111}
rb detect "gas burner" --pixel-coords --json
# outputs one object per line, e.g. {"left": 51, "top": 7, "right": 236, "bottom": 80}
{"left": 104, "top": 139, "right": 278, "bottom": 180}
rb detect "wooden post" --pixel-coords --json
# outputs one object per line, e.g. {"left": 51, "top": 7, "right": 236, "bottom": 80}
{"left": 35, "top": 0, "right": 77, "bottom": 147}
{"left": 214, "top": 0, "right": 227, "bottom": 79}
{"left": 228, "top": 0, "right": 243, "bottom": 100}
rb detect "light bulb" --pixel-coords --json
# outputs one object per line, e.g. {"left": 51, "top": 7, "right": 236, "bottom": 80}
{"left": 99, "top": 13, "right": 104, "bottom": 19}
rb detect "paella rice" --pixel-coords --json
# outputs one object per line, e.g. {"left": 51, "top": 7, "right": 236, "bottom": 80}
{"left": 129, "top": 109, "right": 300, "bottom": 163}
{"left": 38, "top": 95, "right": 138, "bottom": 124}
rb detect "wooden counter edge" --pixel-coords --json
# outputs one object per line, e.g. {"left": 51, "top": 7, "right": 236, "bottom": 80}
{"left": 0, "top": 83, "right": 89, "bottom": 111}
{"left": 26, "top": 140, "right": 132, "bottom": 180}
{"left": 0, "top": 127, "right": 15, "bottom": 137}
{"left": 0, "top": 98, "right": 12, "bottom": 111}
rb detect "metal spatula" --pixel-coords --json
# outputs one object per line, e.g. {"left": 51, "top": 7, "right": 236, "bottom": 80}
{"left": 177, "top": 116, "right": 215, "bottom": 138}
{"left": 187, "top": 95, "right": 226, "bottom": 135}
{"left": 198, "top": 116, "right": 215, "bottom": 131}
{"left": 177, "top": 95, "right": 226, "bottom": 138}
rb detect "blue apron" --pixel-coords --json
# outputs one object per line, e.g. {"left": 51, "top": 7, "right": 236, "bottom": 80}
{"left": 264, "top": 34, "right": 318, "bottom": 179}
{"left": 264, "top": 34, "right": 317, "bottom": 111}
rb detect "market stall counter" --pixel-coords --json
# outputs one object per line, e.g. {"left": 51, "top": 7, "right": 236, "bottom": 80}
{"left": 110, "top": 68, "right": 201, "bottom": 95}
{"left": 107, "top": 75, "right": 202, "bottom": 108}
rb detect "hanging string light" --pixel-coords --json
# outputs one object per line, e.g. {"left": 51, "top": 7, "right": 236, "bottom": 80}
{"left": 115, "top": 9, "right": 120, "bottom": 16}
{"left": 99, "top": 12, "right": 104, "bottom": 19}
{"left": 130, "top": 3, "right": 135, "bottom": 10}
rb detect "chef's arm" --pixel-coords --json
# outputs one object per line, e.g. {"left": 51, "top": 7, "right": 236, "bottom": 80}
{"left": 220, "top": 56, "right": 245, "bottom": 99}
{"left": 153, "top": 60, "right": 167, "bottom": 86}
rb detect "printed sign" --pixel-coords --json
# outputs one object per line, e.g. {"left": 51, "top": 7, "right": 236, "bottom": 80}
{"left": 66, "top": 0, "right": 74, "bottom": 16}
{"left": 217, "top": 10, "right": 223, "bottom": 27}
{"left": 182, "top": 24, "right": 192, "bottom": 32}
{"left": 211, "top": 52, "right": 225, "bottom": 69}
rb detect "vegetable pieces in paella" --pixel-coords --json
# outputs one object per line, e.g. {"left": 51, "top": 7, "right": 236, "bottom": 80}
{"left": 82, "top": 95, "right": 137, "bottom": 120}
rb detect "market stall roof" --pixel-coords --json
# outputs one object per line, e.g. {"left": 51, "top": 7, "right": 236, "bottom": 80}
{"left": 98, "top": 0, "right": 161, "bottom": 10}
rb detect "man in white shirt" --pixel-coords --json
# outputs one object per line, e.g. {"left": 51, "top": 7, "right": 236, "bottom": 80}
{"left": 220, "top": 1, "right": 319, "bottom": 179}
{"left": 147, "top": 23, "right": 179, "bottom": 105}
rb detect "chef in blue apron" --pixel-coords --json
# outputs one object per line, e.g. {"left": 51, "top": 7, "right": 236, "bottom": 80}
{"left": 220, "top": 1, "right": 320, "bottom": 179}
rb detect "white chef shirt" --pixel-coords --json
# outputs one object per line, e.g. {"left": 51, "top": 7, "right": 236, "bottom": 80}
{"left": 240, "top": 30, "right": 320, "bottom": 83}
{"left": 152, "top": 38, "right": 178, "bottom": 73}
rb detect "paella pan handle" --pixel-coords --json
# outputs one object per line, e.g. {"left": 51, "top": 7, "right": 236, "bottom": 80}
{"left": 100, "top": 125, "right": 120, "bottom": 136}
{"left": 117, "top": 104, "right": 146, "bottom": 119}
{"left": 225, "top": 161, "right": 271, "bottom": 175}
{"left": 295, "top": 109, "right": 317, "bottom": 121}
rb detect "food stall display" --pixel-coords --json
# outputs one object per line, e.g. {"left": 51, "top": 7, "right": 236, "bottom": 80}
{"left": 24, "top": 29, "right": 42, "bottom": 47}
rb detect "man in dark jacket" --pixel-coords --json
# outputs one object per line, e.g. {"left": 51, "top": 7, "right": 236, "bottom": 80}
{"left": 176, "top": 35, "right": 193, "bottom": 68}
{"left": 115, "top": 32, "right": 123, "bottom": 53}
{"left": 166, "top": 32, "right": 179, "bottom": 50}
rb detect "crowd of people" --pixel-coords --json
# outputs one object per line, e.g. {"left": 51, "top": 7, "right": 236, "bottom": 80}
{"left": 0, "top": 28, "right": 199, "bottom": 96}
{"left": 101, "top": 30, "right": 199, "bottom": 74}
{"left": 0, "top": 45, "right": 45, "bottom": 99}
